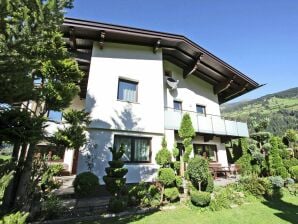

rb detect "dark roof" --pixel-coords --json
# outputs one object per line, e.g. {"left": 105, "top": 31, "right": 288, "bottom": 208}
{"left": 62, "top": 17, "right": 261, "bottom": 104}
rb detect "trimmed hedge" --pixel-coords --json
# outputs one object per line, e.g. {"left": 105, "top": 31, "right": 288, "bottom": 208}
{"left": 73, "top": 172, "right": 99, "bottom": 197}
{"left": 164, "top": 187, "right": 179, "bottom": 202}
{"left": 290, "top": 165, "right": 298, "bottom": 181}
{"left": 190, "top": 190, "right": 211, "bottom": 207}
{"left": 158, "top": 168, "right": 176, "bottom": 187}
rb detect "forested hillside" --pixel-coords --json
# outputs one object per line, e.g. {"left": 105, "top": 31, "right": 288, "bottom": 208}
{"left": 221, "top": 87, "right": 298, "bottom": 136}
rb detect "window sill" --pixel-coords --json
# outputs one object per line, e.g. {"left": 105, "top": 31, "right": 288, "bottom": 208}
{"left": 117, "top": 99, "right": 139, "bottom": 104}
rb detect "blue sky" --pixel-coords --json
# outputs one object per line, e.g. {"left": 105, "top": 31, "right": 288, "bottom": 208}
{"left": 67, "top": 0, "right": 298, "bottom": 102}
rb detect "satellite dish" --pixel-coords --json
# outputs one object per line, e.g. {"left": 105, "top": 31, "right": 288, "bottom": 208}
{"left": 166, "top": 77, "right": 179, "bottom": 90}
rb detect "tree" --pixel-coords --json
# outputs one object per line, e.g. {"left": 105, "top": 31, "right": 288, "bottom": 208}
{"left": 187, "top": 156, "right": 209, "bottom": 191}
{"left": 178, "top": 113, "right": 195, "bottom": 176}
{"left": 0, "top": 0, "right": 83, "bottom": 211}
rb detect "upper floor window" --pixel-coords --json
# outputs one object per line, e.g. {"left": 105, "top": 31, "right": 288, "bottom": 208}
{"left": 114, "top": 135, "right": 151, "bottom": 163}
{"left": 48, "top": 110, "right": 62, "bottom": 122}
{"left": 117, "top": 78, "right": 138, "bottom": 103}
{"left": 196, "top": 104, "right": 206, "bottom": 115}
{"left": 173, "top": 100, "right": 182, "bottom": 111}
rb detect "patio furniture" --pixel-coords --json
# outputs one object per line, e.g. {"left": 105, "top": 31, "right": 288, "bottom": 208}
{"left": 209, "top": 163, "right": 230, "bottom": 179}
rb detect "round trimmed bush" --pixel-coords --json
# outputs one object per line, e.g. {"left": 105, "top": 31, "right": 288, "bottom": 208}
{"left": 187, "top": 156, "right": 209, "bottom": 190}
{"left": 204, "top": 173, "right": 214, "bottom": 193}
{"left": 156, "top": 149, "right": 172, "bottom": 167}
{"left": 108, "top": 196, "right": 127, "bottom": 213}
{"left": 164, "top": 187, "right": 179, "bottom": 202}
{"left": 73, "top": 172, "right": 100, "bottom": 197}
{"left": 175, "top": 176, "right": 183, "bottom": 189}
{"left": 269, "top": 176, "right": 284, "bottom": 188}
{"left": 158, "top": 168, "right": 175, "bottom": 187}
{"left": 105, "top": 167, "right": 128, "bottom": 177}
{"left": 108, "top": 160, "right": 124, "bottom": 168}
{"left": 190, "top": 190, "right": 211, "bottom": 207}
{"left": 290, "top": 165, "right": 298, "bottom": 181}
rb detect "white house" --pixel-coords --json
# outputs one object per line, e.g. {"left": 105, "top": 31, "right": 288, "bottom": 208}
{"left": 46, "top": 18, "right": 260, "bottom": 183}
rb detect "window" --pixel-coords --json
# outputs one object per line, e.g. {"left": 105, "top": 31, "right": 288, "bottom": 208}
{"left": 114, "top": 135, "right": 151, "bottom": 162}
{"left": 193, "top": 144, "right": 217, "bottom": 162}
{"left": 196, "top": 105, "right": 206, "bottom": 115}
{"left": 117, "top": 79, "right": 138, "bottom": 102}
{"left": 173, "top": 100, "right": 182, "bottom": 111}
{"left": 48, "top": 110, "right": 62, "bottom": 122}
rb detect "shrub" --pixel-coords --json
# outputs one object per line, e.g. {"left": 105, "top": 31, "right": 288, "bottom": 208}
{"left": 204, "top": 173, "right": 214, "bottom": 193}
{"left": 285, "top": 177, "right": 295, "bottom": 186}
{"left": 283, "top": 158, "right": 298, "bottom": 170}
{"left": 155, "top": 149, "right": 172, "bottom": 167}
{"left": 269, "top": 176, "right": 284, "bottom": 188}
{"left": 155, "top": 137, "right": 172, "bottom": 167}
{"left": 190, "top": 190, "right": 211, "bottom": 207}
{"left": 187, "top": 156, "right": 209, "bottom": 190}
{"left": 175, "top": 176, "right": 183, "bottom": 189}
{"left": 43, "top": 194, "right": 63, "bottom": 219}
{"left": 173, "top": 161, "right": 181, "bottom": 173}
{"left": 209, "top": 185, "right": 245, "bottom": 211}
{"left": 158, "top": 168, "right": 175, "bottom": 187}
{"left": 235, "top": 139, "right": 252, "bottom": 175}
{"left": 276, "top": 167, "right": 289, "bottom": 179}
{"left": 239, "top": 176, "right": 267, "bottom": 197}
{"left": 127, "top": 182, "right": 160, "bottom": 207}
{"left": 164, "top": 187, "right": 179, "bottom": 202}
{"left": 290, "top": 165, "right": 298, "bottom": 181}
{"left": 41, "top": 164, "right": 64, "bottom": 191}
{"left": 108, "top": 196, "right": 128, "bottom": 213}
{"left": 0, "top": 212, "right": 29, "bottom": 224}
{"left": 73, "top": 172, "right": 100, "bottom": 197}
{"left": 103, "top": 145, "right": 128, "bottom": 197}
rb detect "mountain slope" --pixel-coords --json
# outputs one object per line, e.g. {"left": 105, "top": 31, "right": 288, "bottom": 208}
{"left": 221, "top": 87, "right": 298, "bottom": 136}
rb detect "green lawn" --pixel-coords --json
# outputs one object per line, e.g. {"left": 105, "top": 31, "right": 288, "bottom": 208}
{"left": 82, "top": 193, "right": 298, "bottom": 224}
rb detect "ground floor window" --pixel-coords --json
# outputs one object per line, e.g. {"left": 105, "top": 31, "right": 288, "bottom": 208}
{"left": 193, "top": 144, "right": 217, "bottom": 162}
{"left": 114, "top": 135, "right": 151, "bottom": 163}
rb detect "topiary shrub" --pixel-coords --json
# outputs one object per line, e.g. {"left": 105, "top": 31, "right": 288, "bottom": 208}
{"left": 172, "top": 161, "right": 181, "bottom": 174}
{"left": 175, "top": 176, "right": 183, "bottom": 190}
{"left": 283, "top": 158, "right": 298, "bottom": 171}
{"left": 290, "top": 165, "right": 298, "bottom": 181}
{"left": 108, "top": 197, "right": 128, "bottom": 213}
{"left": 73, "top": 172, "right": 100, "bottom": 197}
{"left": 164, "top": 187, "right": 179, "bottom": 202}
{"left": 158, "top": 168, "right": 176, "bottom": 187}
{"left": 0, "top": 212, "right": 29, "bottom": 224}
{"left": 190, "top": 190, "right": 211, "bottom": 207}
{"left": 202, "top": 173, "right": 214, "bottom": 193}
{"left": 155, "top": 137, "right": 172, "bottom": 167}
{"left": 43, "top": 194, "right": 63, "bottom": 219}
{"left": 276, "top": 167, "right": 289, "bottom": 179}
{"left": 269, "top": 176, "right": 284, "bottom": 188}
{"left": 187, "top": 156, "right": 209, "bottom": 191}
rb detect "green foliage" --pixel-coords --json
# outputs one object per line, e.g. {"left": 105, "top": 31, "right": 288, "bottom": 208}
{"left": 51, "top": 109, "right": 91, "bottom": 150}
{"left": 250, "top": 132, "right": 272, "bottom": 145}
{"left": 209, "top": 185, "right": 245, "bottom": 211}
{"left": 103, "top": 145, "right": 128, "bottom": 196}
{"left": 108, "top": 196, "right": 128, "bottom": 213}
{"left": 175, "top": 176, "right": 183, "bottom": 189}
{"left": 173, "top": 161, "right": 181, "bottom": 173}
{"left": 236, "top": 138, "right": 253, "bottom": 175}
{"left": 73, "top": 172, "right": 100, "bottom": 197}
{"left": 269, "top": 137, "right": 286, "bottom": 176}
{"left": 0, "top": 171, "right": 13, "bottom": 202}
{"left": 0, "top": 212, "right": 29, "bottom": 224}
{"left": 43, "top": 194, "right": 63, "bottom": 219}
{"left": 172, "top": 142, "right": 179, "bottom": 158}
{"left": 290, "top": 165, "right": 298, "bottom": 181}
{"left": 221, "top": 88, "right": 298, "bottom": 136}
{"left": 40, "top": 163, "right": 63, "bottom": 191}
{"left": 283, "top": 158, "right": 298, "bottom": 170}
{"left": 158, "top": 168, "right": 176, "bottom": 187}
{"left": 187, "top": 156, "right": 209, "bottom": 190}
{"left": 178, "top": 113, "right": 195, "bottom": 139}
{"left": 155, "top": 137, "right": 172, "bottom": 167}
{"left": 164, "top": 187, "right": 179, "bottom": 202}
{"left": 268, "top": 176, "right": 284, "bottom": 188}
{"left": 183, "top": 143, "right": 193, "bottom": 163}
{"left": 285, "top": 129, "right": 298, "bottom": 147}
{"left": 239, "top": 176, "right": 268, "bottom": 198}
{"left": 190, "top": 190, "right": 211, "bottom": 207}
{"left": 127, "top": 182, "right": 160, "bottom": 207}
{"left": 203, "top": 174, "right": 214, "bottom": 193}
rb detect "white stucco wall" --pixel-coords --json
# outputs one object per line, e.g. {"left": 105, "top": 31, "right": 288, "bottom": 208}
{"left": 163, "top": 60, "right": 220, "bottom": 116}
{"left": 86, "top": 42, "right": 164, "bottom": 134}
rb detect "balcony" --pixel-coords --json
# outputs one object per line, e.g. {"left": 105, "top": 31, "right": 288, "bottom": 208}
{"left": 164, "top": 108, "right": 249, "bottom": 137}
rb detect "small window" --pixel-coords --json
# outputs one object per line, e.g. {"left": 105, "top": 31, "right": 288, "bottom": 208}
{"left": 48, "top": 110, "right": 62, "bottom": 122}
{"left": 117, "top": 79, "right": 138, "bottom": 103}
{"left": 196, "top": 105, "right": 206, "bottom": 115}
{"left": 193, "top": 144, "right": 217, "bottom": 162}
{"left": 114, "top": 135, "right": 151, "bottom": 163}
{"left": 173, "top": 100, "right": 182, "bottom": 111}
